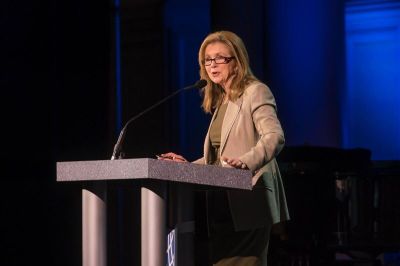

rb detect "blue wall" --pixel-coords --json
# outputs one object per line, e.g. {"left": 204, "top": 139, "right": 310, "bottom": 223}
{"left": 266, "top": 0, "right": 345, "bottom": 148}
{"left": 344, "top": 1, "right": 400, "bottom": 160}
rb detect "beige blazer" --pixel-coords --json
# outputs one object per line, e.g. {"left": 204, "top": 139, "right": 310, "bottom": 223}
{"left": 194, "top": 81, "right": 290, "bottom": 231}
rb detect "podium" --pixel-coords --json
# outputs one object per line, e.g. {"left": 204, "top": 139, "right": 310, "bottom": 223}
{"left": 56, "top": 158, "right": 252, "bottom": 266}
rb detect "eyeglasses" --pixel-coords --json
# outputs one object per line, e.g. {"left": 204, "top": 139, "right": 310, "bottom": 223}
{"left": 204, "top": 56, "right": 235, "bottom": 66}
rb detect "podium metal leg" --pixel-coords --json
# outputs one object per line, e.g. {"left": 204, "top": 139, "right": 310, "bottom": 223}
{"left": 141, "top": 181, "right": 166, "bottom": 266}
{"left": 82, "top": 182, "right": 107, "bottom": 266}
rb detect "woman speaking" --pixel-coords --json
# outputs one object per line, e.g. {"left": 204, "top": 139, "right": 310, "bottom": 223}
{"left": 159, "top": 30, "right": 289, "bottom": 266}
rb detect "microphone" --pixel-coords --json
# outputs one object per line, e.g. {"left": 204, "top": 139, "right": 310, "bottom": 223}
{"left": 111, "top": 79, "right": 207, "bottom": 160}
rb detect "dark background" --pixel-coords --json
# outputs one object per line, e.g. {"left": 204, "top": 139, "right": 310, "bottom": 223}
{"left": 2, "top": 0, "right": 399, "bottom": 265}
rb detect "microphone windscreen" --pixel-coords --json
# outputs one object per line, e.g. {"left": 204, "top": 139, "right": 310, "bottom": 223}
{"left": 195, "top": 79, "right": 207, "bottom": 89}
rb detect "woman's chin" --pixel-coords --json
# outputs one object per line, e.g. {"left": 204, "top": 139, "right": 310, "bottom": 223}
{"left": 210, "top": 77, "right": 223, "bottom": 85}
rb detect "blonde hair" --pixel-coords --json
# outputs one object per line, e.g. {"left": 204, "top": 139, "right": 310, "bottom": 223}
{"left": 198, "top": 31, "right": 258, "bottom": 113}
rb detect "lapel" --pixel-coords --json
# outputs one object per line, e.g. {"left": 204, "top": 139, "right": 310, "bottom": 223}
{"left": 220, "top": 96, "right": 243, "bottom": 154}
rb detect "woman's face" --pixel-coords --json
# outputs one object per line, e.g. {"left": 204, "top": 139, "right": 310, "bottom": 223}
{"left": 204, "top": 42, "right": 237, "bottom": 90}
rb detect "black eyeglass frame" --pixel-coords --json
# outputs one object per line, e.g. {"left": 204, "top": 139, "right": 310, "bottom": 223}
{"left": 203, "top": 56, "right": 235, "bottom": 66}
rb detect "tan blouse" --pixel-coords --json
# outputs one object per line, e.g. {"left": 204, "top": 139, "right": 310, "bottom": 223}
{"left": 209, "top": 102, "right": 228, "bottom": 165}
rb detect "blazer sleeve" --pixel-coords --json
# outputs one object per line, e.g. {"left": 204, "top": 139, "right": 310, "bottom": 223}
{"left": 239, "top": 84, "right": 285, "bottom": 172}
{"left": 192, "top": 157, "right": 205, "bottom": 164}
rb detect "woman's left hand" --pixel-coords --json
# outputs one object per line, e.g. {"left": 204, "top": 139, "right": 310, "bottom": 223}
{"left": 221, "top": 156, "right": 248, "bottom": 169}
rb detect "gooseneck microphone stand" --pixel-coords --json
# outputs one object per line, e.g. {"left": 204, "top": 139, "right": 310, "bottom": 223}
{"left": 111, "top": 79, "right": 207, "bottom": 160}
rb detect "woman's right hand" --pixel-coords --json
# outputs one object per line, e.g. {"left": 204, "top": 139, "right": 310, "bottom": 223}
{"left": 156, "top": 152, "right": 188, "bottom": 162}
